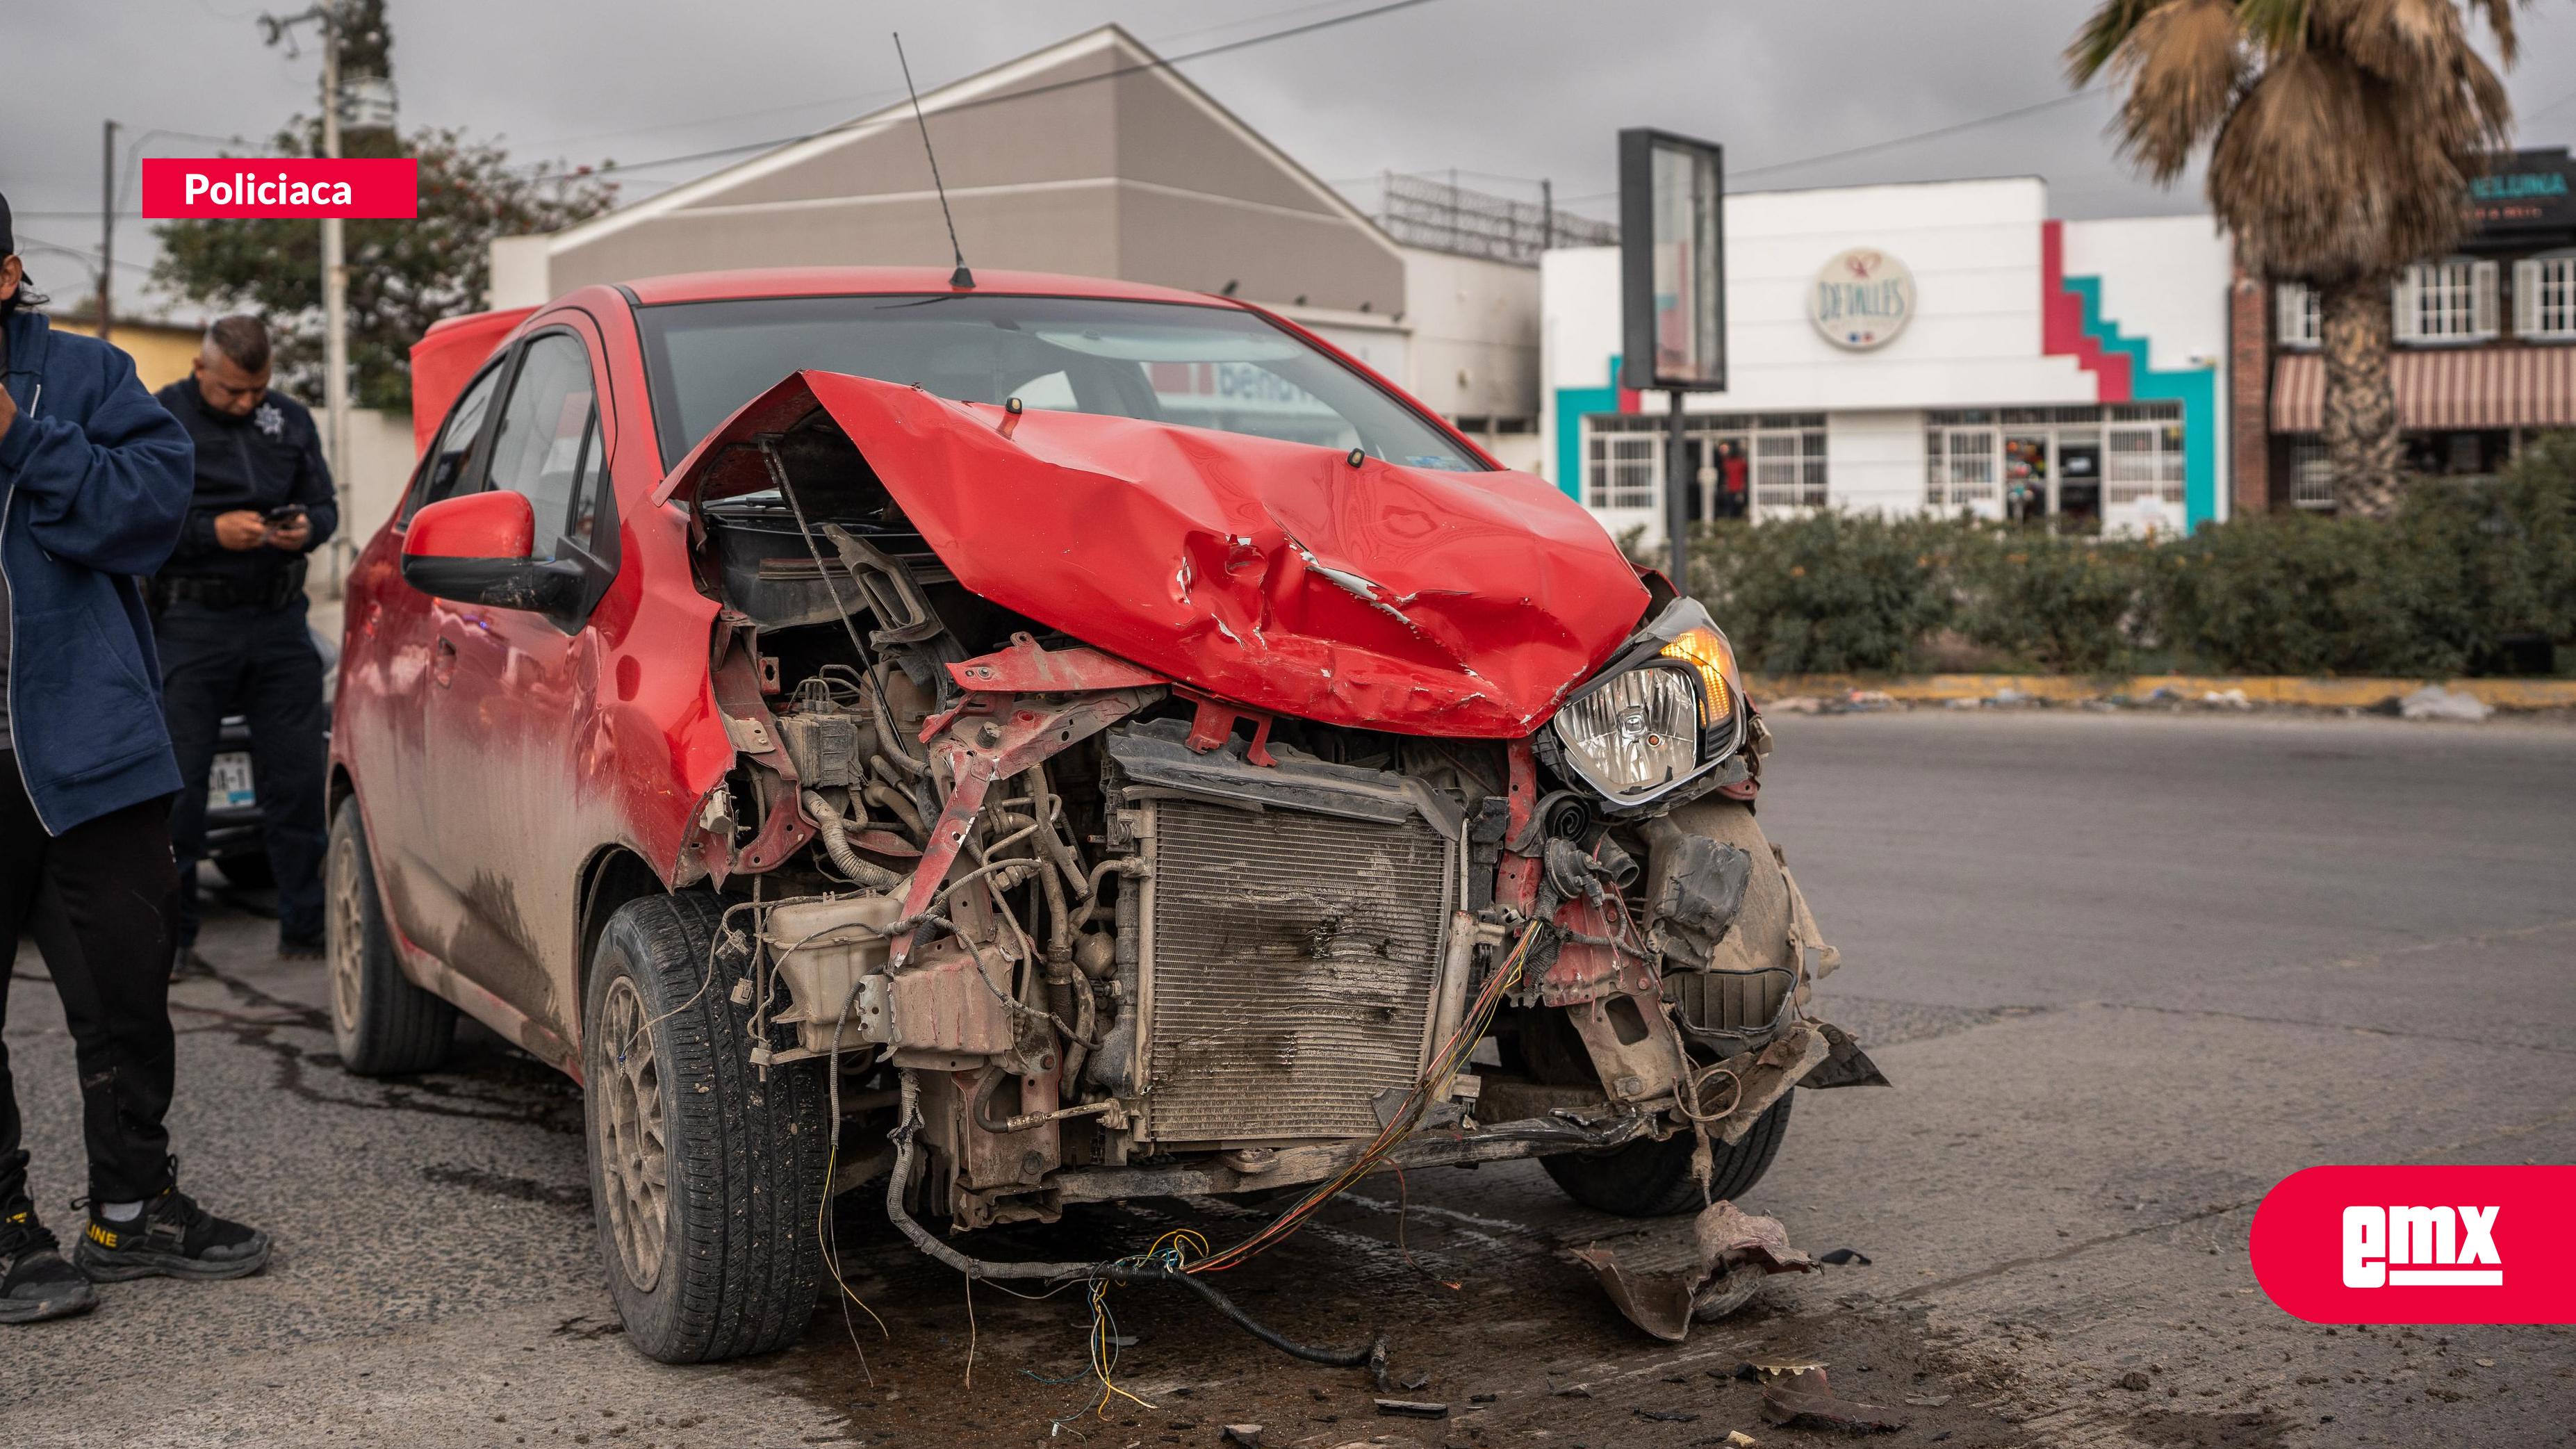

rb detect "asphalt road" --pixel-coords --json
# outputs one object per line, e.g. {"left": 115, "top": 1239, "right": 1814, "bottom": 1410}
{"left": 8, "top": 709, "right": 2575, "bottom": 1448}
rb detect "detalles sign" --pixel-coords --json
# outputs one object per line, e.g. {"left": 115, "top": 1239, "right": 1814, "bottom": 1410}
{"left": 2251, "top": 1165, "right": 2575, "bottom": 1323}
{"left": 1810, "top": 247, "right": 1915, "bottom": 351}
{"left": 140, "top": 158, "right": 418, "bottom": 219}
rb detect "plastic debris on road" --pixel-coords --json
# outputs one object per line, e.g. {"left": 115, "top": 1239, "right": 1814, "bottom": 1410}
{"left": 1569, "top": 1200, "right": 1818, "bottom": 1341}
{"left": 2399, "top": 685, "right": 2495, "bottom": 721}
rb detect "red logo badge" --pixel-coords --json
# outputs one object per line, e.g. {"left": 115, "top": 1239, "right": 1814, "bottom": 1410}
{"left": 141, "top": 158, "right": 418, "bottom": 219}
{"left": 2250, "top": 1165, "right": 2576, "bottom": 1323}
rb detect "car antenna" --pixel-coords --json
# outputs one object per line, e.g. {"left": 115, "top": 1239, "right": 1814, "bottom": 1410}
{"left": 893, "top": 32, "right": 973, "bottom": 290}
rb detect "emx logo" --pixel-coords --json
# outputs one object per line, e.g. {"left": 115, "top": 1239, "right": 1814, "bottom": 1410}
{"left": 2252, "top": 1165, "right": 2573, "bottom": 1323}
{"left": 2342, "top": 1204, "right": 2501, "bottom": 1287}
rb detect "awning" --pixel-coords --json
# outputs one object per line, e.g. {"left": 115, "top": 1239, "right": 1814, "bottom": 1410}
{"left": 2271, "top": 347, "right": 2576, "bottom": 433}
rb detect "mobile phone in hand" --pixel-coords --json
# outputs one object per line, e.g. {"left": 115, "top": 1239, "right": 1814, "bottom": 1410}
{"left": 265, "top": 505, "right": 307, "bottom": 525}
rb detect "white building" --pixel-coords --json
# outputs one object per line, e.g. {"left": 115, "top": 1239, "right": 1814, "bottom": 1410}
{"left": 1541, "top": 177, "right": 2235, "bottom": 543}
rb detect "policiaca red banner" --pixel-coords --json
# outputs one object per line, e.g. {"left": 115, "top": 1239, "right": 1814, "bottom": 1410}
{"left": 2250, "top": 1164, "right": 2576, "bottom": 1324}
{"left": 140, "top": 158, "right": 418, "bottom": 219}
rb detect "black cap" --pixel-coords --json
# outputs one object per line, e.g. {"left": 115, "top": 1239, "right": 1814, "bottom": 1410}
{"left": 0, "top": 189, "right": 13, "bottom": 256}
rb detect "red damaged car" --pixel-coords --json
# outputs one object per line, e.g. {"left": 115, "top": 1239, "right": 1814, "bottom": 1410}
{"left": 327, "top": 266, "right": 1877, "bottom": 1364}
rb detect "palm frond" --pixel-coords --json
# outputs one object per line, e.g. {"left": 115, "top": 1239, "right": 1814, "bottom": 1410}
{"left": 2465, "top": 0, "right": 2521, "bottom": 63}
{"left": 2236, "top": 0, "right": 2315, "bottom": 55}
{"left": 2210, "top": 49, "right": 2391, "bottom": 278}
{"left": 2107, "top": 0, "right": 2246, "bottom": 181}
{"left": 2066, "top": 0, "right": 2173, "bottom": 83}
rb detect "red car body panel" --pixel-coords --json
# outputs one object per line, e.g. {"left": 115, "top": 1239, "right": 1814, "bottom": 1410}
{"left": 659, "top": 370, "right": 1646, "bottom": 737}
{"left": 340, "top": 288, "right": 730, "bottom": 1073}
{"left": 335, "top": 267, "right": 1646, "bottom": 1069}
{"left": 408, "top": 306, "right": 535, "bottom": 452}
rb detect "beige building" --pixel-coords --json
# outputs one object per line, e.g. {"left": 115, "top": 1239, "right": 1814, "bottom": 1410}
{"left": 47, "top": 312, "right": 204, "bottom": 391}
{"left": 491, "top": 24, "right": 1541, "bottom": 468}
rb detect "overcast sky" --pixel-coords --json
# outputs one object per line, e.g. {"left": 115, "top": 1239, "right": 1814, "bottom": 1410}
{"left": 10, "top": 0, "right": 2576, "bottom": 321}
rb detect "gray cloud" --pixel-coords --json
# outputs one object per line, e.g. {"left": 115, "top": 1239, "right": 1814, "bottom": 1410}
{"left": 9, "top": 0, "right": 2573, "bottom": 318}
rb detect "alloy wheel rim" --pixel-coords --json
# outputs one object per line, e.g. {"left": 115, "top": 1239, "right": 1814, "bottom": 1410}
{"left": 596, "top": 973, "right": 669, "bottom": 1291}
{"left": 326, "top": 833, "right": 364, "bottom": 1039}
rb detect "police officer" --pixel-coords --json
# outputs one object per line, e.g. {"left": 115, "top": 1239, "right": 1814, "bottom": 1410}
{"left": 153, "top": 316, "right": 338, "bottom": 967}
{"left": 2, "top": 193, "right": 272, "bottom": 1325}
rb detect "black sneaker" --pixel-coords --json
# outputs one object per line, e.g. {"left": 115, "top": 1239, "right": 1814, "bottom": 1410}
{"left": 1, "top": 1201, "right": 97, "bottom": 1324}
{"left": 277, "top": 936, "right": 324, "bottom": 960}
{"left": 72, "top": 1188, "right": 270, "bottom": 1282}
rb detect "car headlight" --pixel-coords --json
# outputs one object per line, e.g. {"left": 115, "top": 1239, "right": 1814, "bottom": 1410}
{"left": 1657, "top": 625, "right": 1735, "bottom": 728}
{"left": 1551, "top": 664, "right": 1703, "bottom": 801}
{"left": 1543, "top": 600, "right": 1745, "bottom": 811}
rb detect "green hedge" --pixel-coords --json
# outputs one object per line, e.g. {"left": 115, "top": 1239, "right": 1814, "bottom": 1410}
{"left": 1687, "top": 434, "right": 2576, "bottom": 678}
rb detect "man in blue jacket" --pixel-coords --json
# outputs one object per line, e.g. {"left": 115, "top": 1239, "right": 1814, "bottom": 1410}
{"left": 0, "top": 194, "right": 271, "bottom": 1325}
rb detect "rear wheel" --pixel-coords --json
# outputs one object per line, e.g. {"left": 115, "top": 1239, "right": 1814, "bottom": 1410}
{"left": 325, "top": 796, "right": 456, "bottom": 1075}
{"left": 584, "top": 892, "right": 830, "bottom": 1363}
{"left": 1540, "top": 1092, "right": 1793, "bottom": 1217}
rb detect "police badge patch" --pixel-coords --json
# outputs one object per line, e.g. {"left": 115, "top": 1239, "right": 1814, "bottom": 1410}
{"left": 254, "top": 402, "right": 284, "bottom": 439}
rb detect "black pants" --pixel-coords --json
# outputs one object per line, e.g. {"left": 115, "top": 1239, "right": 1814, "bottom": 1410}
{"left": 0, "top": 760, "right": 180, "bottom": 1206}
{"left": 159, "top": 596, "right": 329, "bottom": 949}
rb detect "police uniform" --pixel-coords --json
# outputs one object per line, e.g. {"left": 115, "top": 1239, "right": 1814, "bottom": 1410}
{"left": 151, "top": 376, "right": 338, "bottom": 956}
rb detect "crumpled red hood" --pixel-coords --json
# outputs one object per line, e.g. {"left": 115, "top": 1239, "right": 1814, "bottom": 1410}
{"left": 659, "top": 370, "right": 1648, "bottom": 737}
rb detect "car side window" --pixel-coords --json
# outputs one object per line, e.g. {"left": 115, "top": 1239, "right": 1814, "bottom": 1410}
{"left": 405, "top": 363, "right": 504, "bottom": 521}
{"left": 479, "top": 334, "right": 602, "bottom": 563}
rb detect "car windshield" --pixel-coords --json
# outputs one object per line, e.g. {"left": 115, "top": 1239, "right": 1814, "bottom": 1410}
{"left": 634, "top": 293, "right": 1482, "bottom": 475}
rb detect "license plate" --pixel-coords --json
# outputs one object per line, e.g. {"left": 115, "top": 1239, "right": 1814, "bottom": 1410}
{"left": 208, "top": 751, "right": 256, "bottom": 811}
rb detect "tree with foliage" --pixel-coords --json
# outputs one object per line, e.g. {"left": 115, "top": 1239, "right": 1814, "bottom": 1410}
{"left": 152, "top": 1, "right": 614, "bottom": 410}
{"left": 154, "top": 126, "right": 615, "bottom": 410}
{"left": 2067, "top": 0, "right": 2521, "bottom": 517}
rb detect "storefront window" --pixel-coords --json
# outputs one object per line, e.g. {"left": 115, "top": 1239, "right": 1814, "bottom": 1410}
{"left": 1926, "top": 427, "right": 1998, "bottom": 510}
{"left": 2105, "top": 422, "right": 2185, "bottom": 506}
{"left": 1583, "top": 425, "right": 1662, "bottom": 510}
{"left": 2514, "top": 252, "right": 2576, "bottom": 341}
{"left": 2290, "top": 441, "right": 2336, "bottom": 510}
{"left": 1754, "top": 429, "right": 1830, "bottom": 511}
{"left": 1583, "top": 413, "right": 1826, "bottom": 517}
{"left": 1930, "top": 402, "right": 2181, "bottom": 527}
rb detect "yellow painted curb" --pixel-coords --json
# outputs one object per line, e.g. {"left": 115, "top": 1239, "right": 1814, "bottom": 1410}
{"left": 1749, "top": 673, "right": 2576, "bottom": 710}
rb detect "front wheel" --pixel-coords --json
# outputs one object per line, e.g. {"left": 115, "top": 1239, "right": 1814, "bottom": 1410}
{"left": 583, "top": 892, "right": 830, "bottom": 1364}
{"left": 1541, "top": 1092, "right": 1794, "bottom": 1218}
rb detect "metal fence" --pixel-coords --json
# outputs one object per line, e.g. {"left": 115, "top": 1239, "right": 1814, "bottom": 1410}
{"left": 1374, "top": 172, "right": 1617, "bottom": 264}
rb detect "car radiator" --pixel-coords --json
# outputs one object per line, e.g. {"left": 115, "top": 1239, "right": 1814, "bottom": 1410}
{"left": 1136, "top": 798, "right": 1457, "bottom": 1145}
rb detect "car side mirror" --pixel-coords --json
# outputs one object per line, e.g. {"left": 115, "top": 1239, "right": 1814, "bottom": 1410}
{"left": 400, "top": 490, "right": 581, "bottom": 614}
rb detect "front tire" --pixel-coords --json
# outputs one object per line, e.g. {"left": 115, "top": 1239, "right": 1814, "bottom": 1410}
{"left": 325, "top": 796, "right": 456, "bottom": 1075}
{"left": 1540, "top": 1092, "right": 1794, "bottom": 1217}
{"left": 583, "top": 892, "right": 830, "bottom": 1364}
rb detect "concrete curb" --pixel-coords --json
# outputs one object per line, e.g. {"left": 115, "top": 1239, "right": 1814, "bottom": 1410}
{"left": 1749, "top": 673, "right": 2576, "bottom": 710}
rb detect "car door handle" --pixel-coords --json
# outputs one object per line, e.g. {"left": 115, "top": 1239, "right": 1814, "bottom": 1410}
{"left": 432, "top": 635, "right": 458, "bottom": 688}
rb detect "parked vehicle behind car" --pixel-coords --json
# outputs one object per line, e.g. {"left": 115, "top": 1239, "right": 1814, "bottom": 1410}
{"left": 327, "top": 267, "right": 1880, "bottom": 1364}
{"left": 202, "top": 623, "right": 338, "bottom": 890}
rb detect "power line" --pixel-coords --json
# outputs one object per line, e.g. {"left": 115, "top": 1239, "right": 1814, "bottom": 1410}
{"left": 518, "top": 0, "right": 1400, "bottom": 160}
{"left": 1554, "top": 88, "right": 2103, "bottom": 205}
{"left": 523, "top": 0, "right": 1450, "bottom": 184}
{"left": 11, "top": 230, "right": 156, "bottom": 276}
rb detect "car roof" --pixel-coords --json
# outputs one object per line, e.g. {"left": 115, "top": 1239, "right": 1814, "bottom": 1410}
{"left": 615, "top": 267, "right": 1245, "bottom": 310}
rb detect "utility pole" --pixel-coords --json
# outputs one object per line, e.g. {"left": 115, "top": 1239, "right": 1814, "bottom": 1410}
{"left": 319, "top": 0, "right": 349, "bottom": 541}
{"left": 97, "top": 120, "right": 117, "bottom": 343}
{"left": 1541, "top": 178, "right": 1554, "bottom": 254}
{"left": 261, "top": 0, "right": 351, "bottom": 589}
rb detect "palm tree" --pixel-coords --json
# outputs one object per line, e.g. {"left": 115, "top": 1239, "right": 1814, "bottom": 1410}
{"left": 2068, "top": 0, "right": 2520, "bottom": 516}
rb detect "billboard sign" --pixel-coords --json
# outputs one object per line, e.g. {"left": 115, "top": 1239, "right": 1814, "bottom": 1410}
{"left": 1619, "top": 129, "right": 1726, "bottom": 393}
